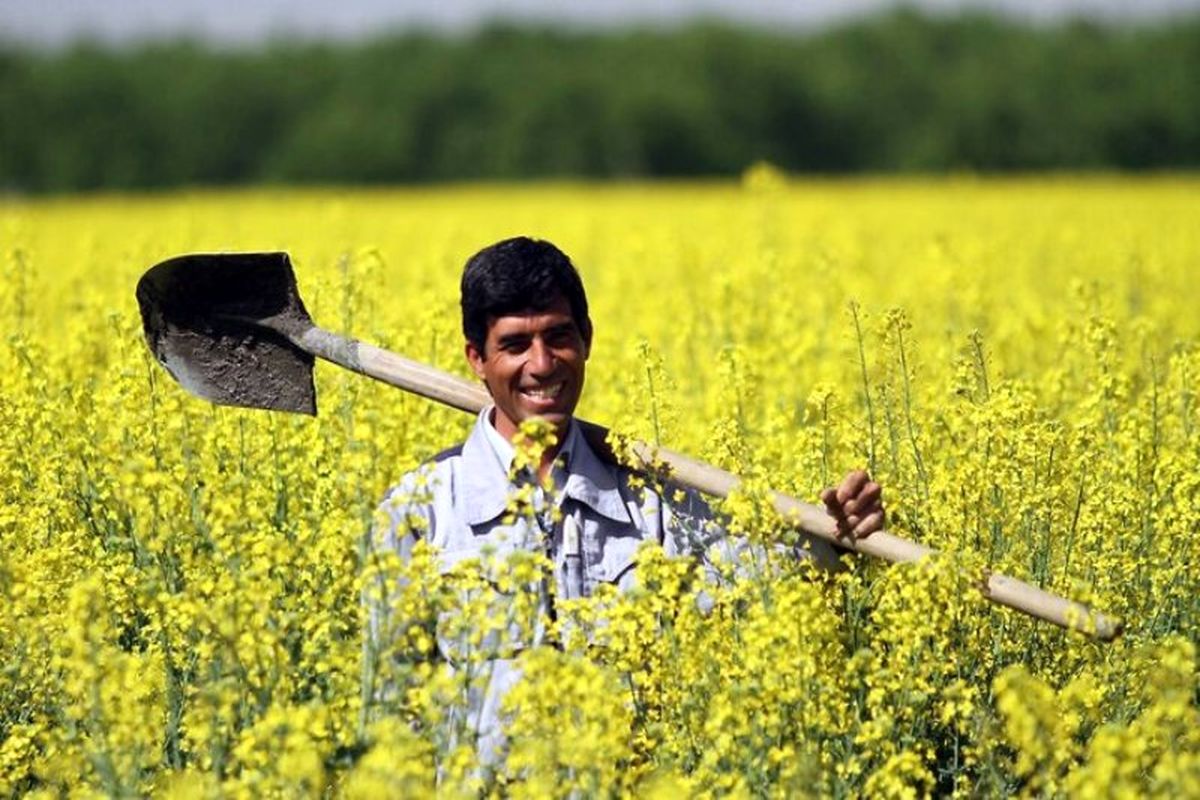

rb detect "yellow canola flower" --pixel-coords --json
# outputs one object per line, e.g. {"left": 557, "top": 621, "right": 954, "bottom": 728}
{"left": 1, "top": 179, "right": 1199, "bottom": 796}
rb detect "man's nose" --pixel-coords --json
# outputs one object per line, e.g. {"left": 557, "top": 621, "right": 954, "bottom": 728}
{"left": 527, "top": 338, "right": 555, "bottom": 375}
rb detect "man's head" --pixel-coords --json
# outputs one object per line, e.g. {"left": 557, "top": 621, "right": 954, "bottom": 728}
{"left": 461, "top": 237, "right": 593, "bottom": 441}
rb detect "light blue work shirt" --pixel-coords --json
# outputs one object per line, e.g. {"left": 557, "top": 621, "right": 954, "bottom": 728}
{"left": 365, "top": 405, "right": 832, "bottom": 763}
{"left": 376, "top": 406, "right": 725, "bottom": 591}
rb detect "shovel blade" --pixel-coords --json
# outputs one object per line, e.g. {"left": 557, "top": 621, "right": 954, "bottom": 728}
{"left": 136, "top": 252, "right": 318, "bottom": 415}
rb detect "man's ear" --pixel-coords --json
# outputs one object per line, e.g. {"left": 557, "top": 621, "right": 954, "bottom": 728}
{"left": 465, "top": 340, "right": 487, "bottom": 380}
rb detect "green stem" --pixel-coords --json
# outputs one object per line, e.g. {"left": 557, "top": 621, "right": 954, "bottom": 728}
{"left": 849, "top": 302, "right": 878, "bottom": 475}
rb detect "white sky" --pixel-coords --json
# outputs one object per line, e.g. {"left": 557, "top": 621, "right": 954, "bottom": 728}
{"left": 3, "top": 0, "right": 1198, "bottom": 48}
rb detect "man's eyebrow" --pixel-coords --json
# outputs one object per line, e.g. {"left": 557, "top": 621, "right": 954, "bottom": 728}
{"left": 495, "top": 322, "right": 576, "bottom": 347}
{"left": 496, "top": 332, "right": 531, "bottom": 346}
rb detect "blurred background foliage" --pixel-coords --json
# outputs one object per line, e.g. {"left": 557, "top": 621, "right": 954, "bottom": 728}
{"left": 1, "top": 10, "right": 1198, "bottom": 193}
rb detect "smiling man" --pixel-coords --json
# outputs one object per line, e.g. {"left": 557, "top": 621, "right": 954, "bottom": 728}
{"left": 367, "top": 236, "right": 884, "bottom": 759}
{"left": 462, "top": 245, "right": 591, "bottom": 466}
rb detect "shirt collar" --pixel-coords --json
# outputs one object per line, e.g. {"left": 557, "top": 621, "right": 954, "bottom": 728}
{"left": 479, "top": 406, "right": 517, "bottom": 471}
{"left": 461, "top": 405, "right": 632, "bottom": 526}
{"left": 478, "top": 405, "right": 577, "bottom": 476}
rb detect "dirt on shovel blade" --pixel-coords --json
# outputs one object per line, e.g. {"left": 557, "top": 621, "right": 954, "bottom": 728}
{"left": 135, "top": 252, "right": 318, "bottom": 415}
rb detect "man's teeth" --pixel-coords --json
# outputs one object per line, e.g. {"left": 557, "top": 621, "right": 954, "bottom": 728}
{"left": 522, "top": 383, "right": 563, "bottom": 399}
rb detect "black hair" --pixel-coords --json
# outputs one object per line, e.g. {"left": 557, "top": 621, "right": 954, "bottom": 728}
{"left": 460, "top": 237, "right": 592, "bottom": 354}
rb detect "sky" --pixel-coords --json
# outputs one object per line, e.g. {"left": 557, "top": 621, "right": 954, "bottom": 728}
{"left": 4, "top": 0, "right": 1200, "bottom": 48}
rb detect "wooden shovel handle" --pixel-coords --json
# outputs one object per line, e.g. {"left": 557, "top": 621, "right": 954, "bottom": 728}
{"left": 611, "top": 436, "right": 1120, "bottom": 639}
{"left": 303, "top": 331, "right": 1122, "bottom": 640}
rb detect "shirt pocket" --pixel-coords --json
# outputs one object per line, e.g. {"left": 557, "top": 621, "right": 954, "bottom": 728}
{"left": 434, "top": 547, "right": 544, "bottom": 664}
{"left": 587, "top": 530, "right": 644, "bottom": 593}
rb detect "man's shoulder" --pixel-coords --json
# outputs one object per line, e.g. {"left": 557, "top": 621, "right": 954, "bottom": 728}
{"left": 409, "top": 440, "right": 468, "bottom": 475}
{"left": 380, "top": 441, "right": 467, "bottom": 506}
{"left": 427, "top": 443, "right": 464, "bottom": 465}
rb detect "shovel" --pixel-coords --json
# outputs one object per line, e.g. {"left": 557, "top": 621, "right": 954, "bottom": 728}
{"left": 135, "top": 251, "right": 1122, "bottom": 641}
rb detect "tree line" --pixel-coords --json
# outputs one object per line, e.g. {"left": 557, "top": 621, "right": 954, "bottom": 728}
{"left": 1, "top": 11, "right": 1198, "bottom": 192}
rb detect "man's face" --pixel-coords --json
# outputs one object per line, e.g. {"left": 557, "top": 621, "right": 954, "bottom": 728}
{"left": 465, "top": 295, "right": 589, "bottom": 442}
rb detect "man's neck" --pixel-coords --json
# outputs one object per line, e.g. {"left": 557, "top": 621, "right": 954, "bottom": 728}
{"left": 535, "top": 453, "right": 557, "bottom": 483}
{"left": 488, "top": 408, "right": 569, "bottom": 481}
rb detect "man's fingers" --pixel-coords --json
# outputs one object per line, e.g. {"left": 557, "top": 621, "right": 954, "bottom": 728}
{"left": 852, "top": 510, "right": 885, "bottom": 538}
{"left": 844, "top": 481, "right": 882, "bottom": 516}
{"left": 836, "top": 470, "right": 869, "bottom": 505}
{"left": 824, "top": 473, "right": 884, "bottom": 539}
{"left": 820, "top": 487, "right": 841, "bottom": 516}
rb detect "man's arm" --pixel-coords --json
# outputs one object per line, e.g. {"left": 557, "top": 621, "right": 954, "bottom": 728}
{"left": 361, "top": 470, "right": 436, "bottom": 713}
{"left": 658, "top": 469, "right": 885, "bottom": 582}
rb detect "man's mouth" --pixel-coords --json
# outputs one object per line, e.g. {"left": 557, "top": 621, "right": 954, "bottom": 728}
{"left": 519, "top": 382, "right": 565, "bottom": 401}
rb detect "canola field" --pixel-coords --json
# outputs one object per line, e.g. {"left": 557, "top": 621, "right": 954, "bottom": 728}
{"left": 2, "top": 176, "right": 1200, "bottom": 797}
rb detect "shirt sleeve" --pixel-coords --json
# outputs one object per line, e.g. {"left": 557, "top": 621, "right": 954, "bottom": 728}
{"left": 374, "top": 468, "right": 441, "bottom": 560}
{"left": 658, "top": 483, "right": 725, "bottom": 560}
{"left": 362, "top": 467, "right": 438, "bottom": 710}
{"left": 658, "top": 481, "right": 844, "bottom": 592}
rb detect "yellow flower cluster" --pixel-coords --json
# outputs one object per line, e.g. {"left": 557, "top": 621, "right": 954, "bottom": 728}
{"left": 2, "top": 177, "right": 1200, "bottom": 796}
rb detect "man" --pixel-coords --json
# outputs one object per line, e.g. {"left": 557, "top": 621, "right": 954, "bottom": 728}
{"left": 368, "top": 236, "right": 884, "bottom": 757}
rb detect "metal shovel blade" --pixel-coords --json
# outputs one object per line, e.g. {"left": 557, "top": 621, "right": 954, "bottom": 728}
{"left": 135, "top": 252, "right": 318, "bottom": 415}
